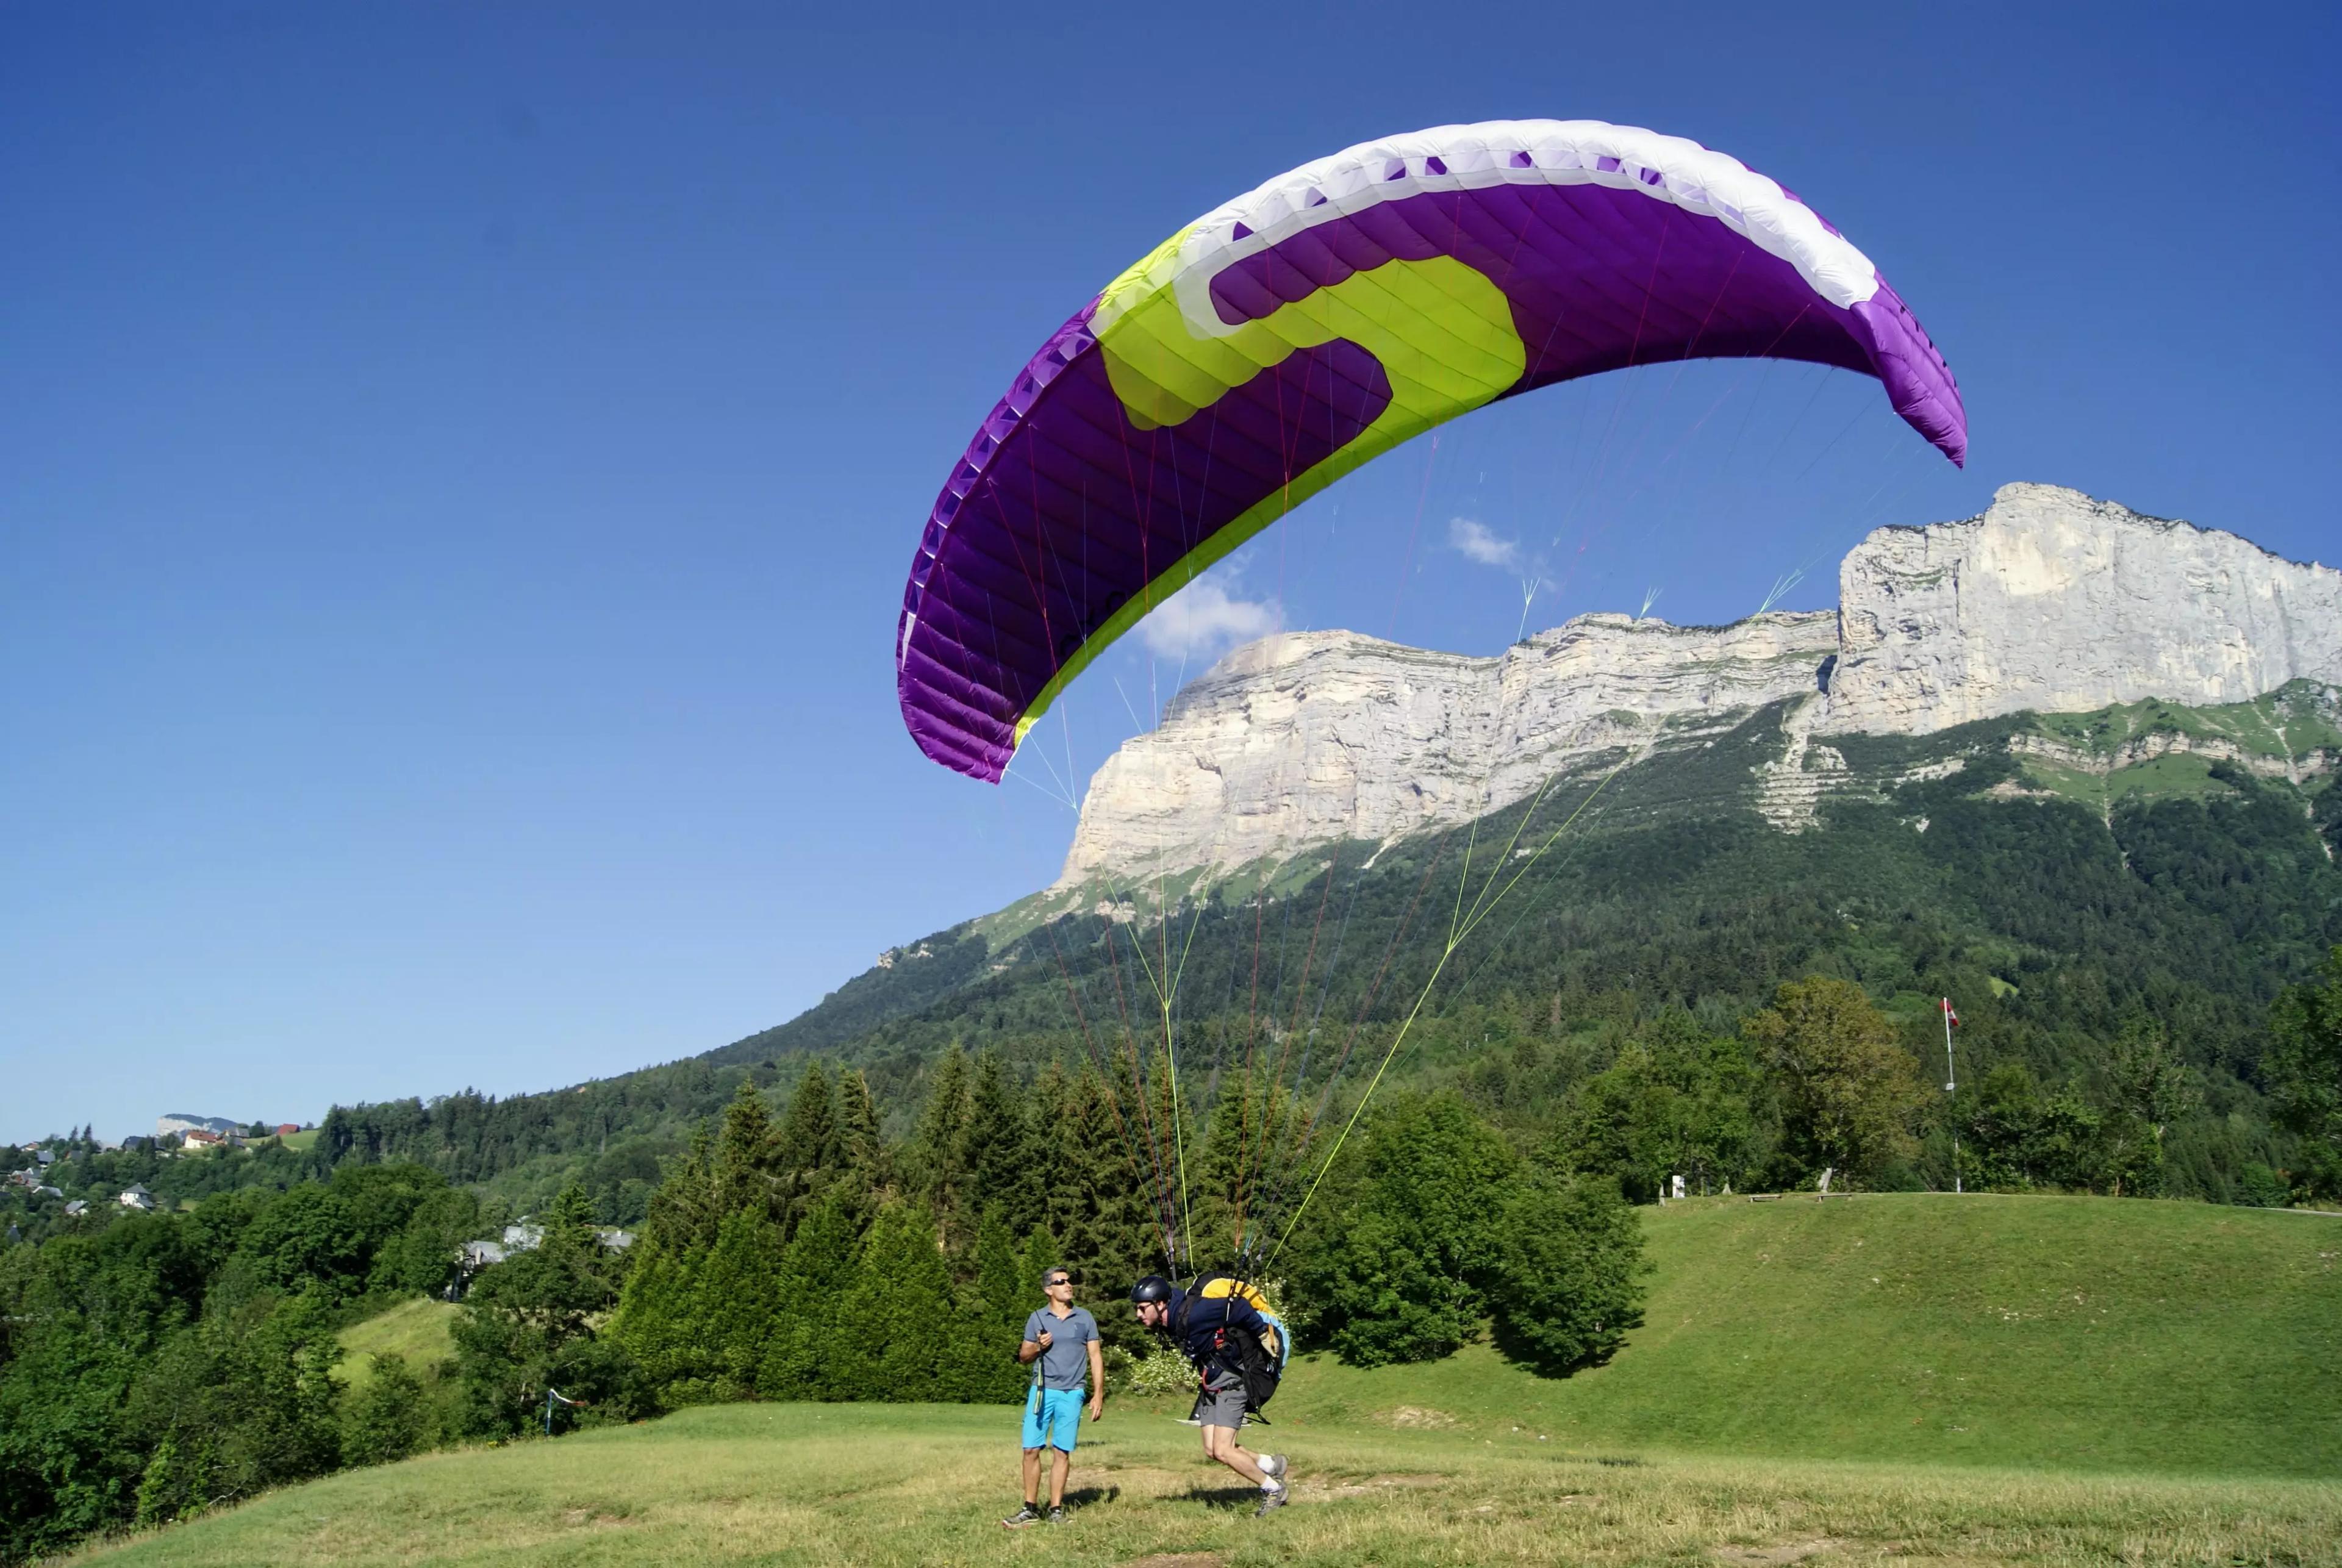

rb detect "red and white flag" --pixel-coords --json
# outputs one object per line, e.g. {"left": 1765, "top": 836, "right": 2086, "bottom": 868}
{"left": 1941, "top": 998, "right": 1961, "bottom": 1026}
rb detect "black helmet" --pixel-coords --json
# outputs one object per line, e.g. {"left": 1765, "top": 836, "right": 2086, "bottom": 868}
{"left": 1129, "top": 1274, "right": 1173, "bottom": 1305}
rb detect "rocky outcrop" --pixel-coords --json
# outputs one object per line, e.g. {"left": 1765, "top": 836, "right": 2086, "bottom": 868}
{"left": 1056, "top": 484, "right": 2342, "bottom": 886}
{"left": 1058, "top": 613, "right": 1836, "bottom": 884}
{"left": 1825, "top": 483, "right": 2342, "bottom": 731}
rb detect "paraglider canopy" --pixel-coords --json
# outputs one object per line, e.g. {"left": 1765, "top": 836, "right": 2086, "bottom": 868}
{"left": 897, "top": 119, "right": 1965, "bottom": 782}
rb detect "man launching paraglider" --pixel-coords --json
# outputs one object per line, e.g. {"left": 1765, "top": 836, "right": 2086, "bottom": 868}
{"left": 1130, "top": 1275, "right": 1292, "bottom": 1516}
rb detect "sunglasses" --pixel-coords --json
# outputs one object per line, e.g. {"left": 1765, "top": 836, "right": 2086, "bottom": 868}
{"left": 1047, "top": 1276, "right": 1072, "bottom": 1287}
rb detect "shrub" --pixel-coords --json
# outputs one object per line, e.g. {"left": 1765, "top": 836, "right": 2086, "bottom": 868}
{"left": 341, "top": 1355, "right": 431, "bottom": 1467}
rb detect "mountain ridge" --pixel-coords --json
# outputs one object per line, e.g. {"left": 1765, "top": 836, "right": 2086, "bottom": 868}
{"left": 178, "top": 485, "right": 2342, "bottom": 1218}
{"left": 1057, "top": 482, "right": 2342, "bottom": 886}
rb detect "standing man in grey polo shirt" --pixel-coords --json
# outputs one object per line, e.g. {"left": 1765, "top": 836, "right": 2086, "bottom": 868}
{"left": 1001, "top": 1265, "right": 1103, "bottom": 1527}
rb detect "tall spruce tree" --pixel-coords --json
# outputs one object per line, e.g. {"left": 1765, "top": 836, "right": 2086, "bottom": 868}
{"left": 639, "top": 1124, "right": 720, "bottom": 1255}
{"left": 973, "top": 1211, "right": 1026, "bottom": 1348}
{"left": 910, "top": 1044, "right": 975, "bottom": 1233}
{"left": 1062, "top": 1067, "right": 1162, "bottom": 1345}
{"left": 966, "top": 1211, "right": 1032, "bottom": 1402}
{"left": 833, "top": 1069, "right": 889, "bottom": 1210}
{"left": 1009, "top": 1058, "right": 1075, "bottom": 1240}
{"left": 697, "top": 1208, "right": 786, "bottom": 1396}
{"left": 607, "top": 1230, "right": 713, "bottom": 1395}
{"left": 965, "top": 1050, "right": 1031, "bottom": 1237}
{"left": 775, "top": 1061, "right": 839, "bottom": 1239}
{"left": 712, "top": 1079, "right": 782, "bottom": 1225}
{"left": 834, "top": 1203, "right": 959, "bottom": 1400}
{"left": 1189, "top": 1071, "right": 1290, "bottom": 1267}
{"left": 760, "top": 1194, "right": 862, "bottom": 1400}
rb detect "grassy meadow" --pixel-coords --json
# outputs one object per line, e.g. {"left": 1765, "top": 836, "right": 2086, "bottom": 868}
{"left": 334, "top": 1295, "right": 458, "bottom": 1394}
{"left": 65, "top": 1403, "right": 2342, "bottom": 1567}
{"left": 1274, "top": 1191, "right": 2342, "bottom": 1475}
{"left": 76, "top": 1193, "right": 2341, "bottom": 1565}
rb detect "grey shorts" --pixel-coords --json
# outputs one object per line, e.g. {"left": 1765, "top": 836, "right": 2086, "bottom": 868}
{"left": 1196, "top": 1372, "right": 1248, "bottom": 1429}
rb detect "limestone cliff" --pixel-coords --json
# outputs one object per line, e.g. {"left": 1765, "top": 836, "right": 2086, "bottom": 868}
{"left": 1826, "top": 483, "right": 2342, "bottom": 731}
{"left": 1056, "top": 484, "right": 2342, "bottom": 886}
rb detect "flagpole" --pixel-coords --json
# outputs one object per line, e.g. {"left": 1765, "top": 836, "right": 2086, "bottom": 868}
{"left": 1943, "top": 998, "right": 1960, "bottom": 1195}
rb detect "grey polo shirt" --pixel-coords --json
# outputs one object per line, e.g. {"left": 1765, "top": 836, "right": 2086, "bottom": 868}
{"left": 1022, "top": 1306, "right": 1099, "bottom": 1391}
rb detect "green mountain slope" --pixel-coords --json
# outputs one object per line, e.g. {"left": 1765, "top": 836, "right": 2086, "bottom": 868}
{"left": 288, "top": 684, "right": 2341, "bottom": 1215}
{"left": 1278, "top": 1192, "right": 2342, "bottom": 1475}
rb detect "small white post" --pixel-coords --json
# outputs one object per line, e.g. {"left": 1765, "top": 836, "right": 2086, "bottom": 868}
{"left": 1943, "top": 997, "right": 1961, "bottom": 1195}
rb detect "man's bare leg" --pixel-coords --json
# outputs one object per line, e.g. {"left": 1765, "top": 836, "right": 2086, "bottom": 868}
{"left": 1200, "top": 1422, "right": 1269, "bottom": 1484}
{"left": 1020, "top": 1446, "right": 1042, "bottom": 1506}
{"left": 1048, "top": 1447, "right": 1070, "bottom": 1507}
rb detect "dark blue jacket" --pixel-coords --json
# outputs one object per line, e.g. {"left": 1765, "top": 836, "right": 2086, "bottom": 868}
{"left": 1162, "top": 1284, "right": 1269, "bottom": 1371}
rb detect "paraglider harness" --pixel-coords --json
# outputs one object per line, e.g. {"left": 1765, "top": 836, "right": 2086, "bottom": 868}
{"left": 1169, "top": 1272, "right": 1290, "bottom": 1423}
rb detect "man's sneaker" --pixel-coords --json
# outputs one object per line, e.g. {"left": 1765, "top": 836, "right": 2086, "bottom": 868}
{"left": 1254, "top": 1484, "right": 1288, "bottom": 1517}
{"left": 1047, "top": 1505, "right": 1067, "bottom": 1525}
{"left": 1001, "top": 1505, "right": 1042, "bottom": 1528}
{"left": 1259, "top": 1453, "right": 1288, "bottom": 1480}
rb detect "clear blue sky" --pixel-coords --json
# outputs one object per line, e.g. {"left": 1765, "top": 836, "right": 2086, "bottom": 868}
{"left": 5, "top": 2, "right": 2337, "bottom": 1142}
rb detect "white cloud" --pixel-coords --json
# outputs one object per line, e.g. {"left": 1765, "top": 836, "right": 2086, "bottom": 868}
{"left": 1137, "top": 576, "right": 1284, "bottom": 661}
{"left": 1447, "top": 516, "right": 1522, "bottom": 573}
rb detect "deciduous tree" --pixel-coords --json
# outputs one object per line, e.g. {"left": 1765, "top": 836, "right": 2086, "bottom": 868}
{"left": 1742, "top": 978, "right": 1928, "bottom": 1186}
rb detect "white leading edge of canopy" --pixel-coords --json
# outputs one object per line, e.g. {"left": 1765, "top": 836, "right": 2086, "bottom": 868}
{"left": 1089, "top": 119, "right": 1883, "bottom": 345}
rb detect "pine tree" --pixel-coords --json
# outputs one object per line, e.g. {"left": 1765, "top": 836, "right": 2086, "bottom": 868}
{"left": 965, "top": 1209, "right": 1032, "bottom": 1402}
{"left": 639, "top": 1125, "right": 720, "bottom": 1255}
{"left": 974, "top": 1210, "right": 1026, "bottom": 1347}
{"left": 834, "top": 1202, "right": 958, "bottom": 1400}
{"left": 964, "top": 1050, "right": 1030, "bottom": 1236}
{"left": 1190, "top": 1071, "right": 1287, "bottom": 1268}
{"left": 1009, "top": 1056, "right": 1076, "bottom": 1242}
{"left": 761, "top": 1194, "right": 862, "bottom": 1399}
{"left": 1062, "top": 1066, "right": 1163, "bottom": 1341}
{"left": 608, "top": 1236, "right": 712, "bottom": 1394}
{"left": 712, "top": 1079, "right": 781, "bottom": 1223}
{"left": 775, "top": 1061, "right": 839, "bottom": 1238}
{"left": 1141, "top": 1045, "right": 1189, "bottom": 1270}
{"left": 910, "top": 1044, "right": 975, "bottom": 1231}
{"left": 833, "top": 1069, "right": 889, "bottom": 1210}
{"left": 696, "top": 1207, "right": 787, "bottom": 1395}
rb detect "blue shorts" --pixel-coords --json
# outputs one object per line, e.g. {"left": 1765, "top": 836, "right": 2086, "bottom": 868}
{"left": 1022, "top": 1385, "right": 1084, "bottom": 1452}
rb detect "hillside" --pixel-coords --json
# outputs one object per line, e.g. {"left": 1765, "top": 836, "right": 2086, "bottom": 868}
{"left": 1276, "top": 1192, "right": 2342, "bottom": 1475}
{"left": 281, "top": 679, "right": 2342, "bottom": 1219}
{"left": 75, "top": 1194, "right": 2342, "bottom": 1566}
{"left": 171, "top": 485, "right": 2341, "bottom": 1219}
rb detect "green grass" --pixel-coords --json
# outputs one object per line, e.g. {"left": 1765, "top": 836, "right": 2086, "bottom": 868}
{"left": 2014, "top": 681, "right": 2341, "bottom": 811}
{"left": 115, "top": 1195, "right": 2336, "bottom": 1564}
{"left": 2028, "top": 682, "right": 2341, "bottom": 766}
{"left": 1273, "top": 1194, "right": 2341, "bottom": 1477}
{"left": 335, "top": 1295, "right": 457, "bottom": 1392}
{"left": 280, "top": 1128, "right": 321, "bottom": 1152}
{"left": 67, "top": 1404, "right": 2342, "bottom": 1567}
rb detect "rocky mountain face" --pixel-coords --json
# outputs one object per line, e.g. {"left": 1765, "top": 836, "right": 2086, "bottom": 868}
{"left": 1827, "top": 483, "right": 2342, "bottom": 732}
{"left": 1056, "top": 484, "right": 2342, "bottom": 886}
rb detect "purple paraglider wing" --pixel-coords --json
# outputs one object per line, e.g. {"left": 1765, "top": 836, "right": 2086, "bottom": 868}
{"left": 897, "top": 120, "right": 1965, "bottom": 782}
